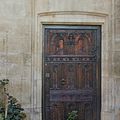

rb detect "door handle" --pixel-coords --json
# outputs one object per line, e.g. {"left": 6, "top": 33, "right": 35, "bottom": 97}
{"left": 61, "top": 78, "right": 66, "bottom": 85}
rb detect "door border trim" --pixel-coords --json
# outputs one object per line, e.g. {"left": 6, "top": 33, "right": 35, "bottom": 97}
{"left": 31, "top": 11, "right": 112, "bottom": 120}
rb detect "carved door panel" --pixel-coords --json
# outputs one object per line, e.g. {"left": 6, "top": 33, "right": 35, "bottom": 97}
{"left": 43, "top": 26, "right": 101, "bottom": 120}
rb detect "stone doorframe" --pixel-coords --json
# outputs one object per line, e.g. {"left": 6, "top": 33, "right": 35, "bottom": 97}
{"left": 31, "top": 11, "right": 115, "bottom": 120}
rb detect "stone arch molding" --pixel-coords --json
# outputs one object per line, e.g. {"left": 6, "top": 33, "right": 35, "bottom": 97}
{"left": 38, "top": 11, "right": 108, "bottom": 17}
{"left": 32, "top": 11, "right": 113, "bottom": 120}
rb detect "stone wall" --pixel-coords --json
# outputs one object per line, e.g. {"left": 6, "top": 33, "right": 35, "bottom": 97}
{"left": 0, "top": 0, "right": 119, "bottom": 120}
{"left": 114, "top": 0, "right": 120, "bottom": 119}
{"left": 0, "top": 0, "right": 32, "bottom": 119}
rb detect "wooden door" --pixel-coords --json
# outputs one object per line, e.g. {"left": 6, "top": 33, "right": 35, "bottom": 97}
{"left": 43, "top": 25, "right": 101, "bottom": 120}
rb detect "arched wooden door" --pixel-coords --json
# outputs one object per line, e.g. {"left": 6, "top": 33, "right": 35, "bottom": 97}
{"left": 42, "top": 25, "right": 101, "bottom": 120}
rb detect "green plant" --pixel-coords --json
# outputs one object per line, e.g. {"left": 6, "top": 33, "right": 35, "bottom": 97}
{"left": 0, "top": 79, "right": 26, "bottom": 120}
{"left": 67, "top": 110, "right": 78, "bottom": 120}
{"left": 5, "top": 95, "right": 26, "bottom": 120}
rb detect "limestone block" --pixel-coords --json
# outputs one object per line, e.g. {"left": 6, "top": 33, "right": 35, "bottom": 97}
{"left": 36, "top": 0, "right": 111, "bottom": 14}
{"left": 115, "top": 0, "right": 120, "bottom": 19}
{"left": 113, "top": 52, "right": 120, "bottom": 77}
{"left": 101, "top": 111, "right": 115, "bottom": 120}
{"left": 0, "top": 0, "right": 26, "bottom": 18}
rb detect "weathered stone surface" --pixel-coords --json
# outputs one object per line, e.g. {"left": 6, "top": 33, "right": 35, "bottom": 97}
{"left": 0, "top": 0, "right": 120, "bottom": 120}
{"left": 113, "top": 52, "right": 120, "bottom": 77}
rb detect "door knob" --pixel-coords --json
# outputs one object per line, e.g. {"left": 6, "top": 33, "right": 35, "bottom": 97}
{"left": 61, "top": 78, "right": 66, "bottom": 85}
